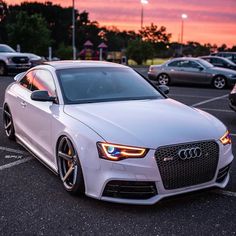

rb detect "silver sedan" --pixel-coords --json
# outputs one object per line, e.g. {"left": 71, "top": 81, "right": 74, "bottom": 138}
{"left": 148, "top": 57, "right": 236, "bottom": 89}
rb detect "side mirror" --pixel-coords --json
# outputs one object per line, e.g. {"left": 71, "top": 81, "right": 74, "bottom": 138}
{"left": 31, "top": 90, "right": 56, "bottom": 102}
{"left": 14, "top": 72, "right": 25, "bottom": 82}
{"left": 158, "top": 85, "right": 169, "bottom": 95}
{"left": 198, "top": 67, "right": 204, "bottom": 71}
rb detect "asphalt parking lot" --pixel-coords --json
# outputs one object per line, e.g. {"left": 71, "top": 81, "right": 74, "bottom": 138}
{"left": 0, "top": 72, "right": 236, "bottom": 236}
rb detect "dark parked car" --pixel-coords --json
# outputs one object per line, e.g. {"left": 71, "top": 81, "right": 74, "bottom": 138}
{"left": 0, "top": 44, "right": 43, "bottom": 76}
{"left": 211, "top": 52, "right": 236, "bottom": 64}
{"left": 200, "top": 56, "right": 236, "bottom": 71}
{"left": 229, "top": 84, "right": 236, "bottom": 111}
{"left": 148, "top": 57, "right": 236, "bottom": 89}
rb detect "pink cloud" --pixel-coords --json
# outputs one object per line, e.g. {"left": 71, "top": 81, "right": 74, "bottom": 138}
{"left": 7, "top": 0, "right": 236, "bottom": 47}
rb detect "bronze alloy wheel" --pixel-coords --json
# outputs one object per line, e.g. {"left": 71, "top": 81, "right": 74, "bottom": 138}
{"left": 57, "top": 136, "right": 84, "bottom": 194}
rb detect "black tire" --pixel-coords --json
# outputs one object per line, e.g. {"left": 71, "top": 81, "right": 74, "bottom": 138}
{"left": 57, "top": 136, "right": 85, "bottom": 194}
{"left": 0, "top": 61, "right": 7, "bottom": 76}
{"left": 3, "top": 105, "right": 15, "bottom": 140}
{"left": 157, "top": 73, "right": 170, "bottom": 85}
{"left": 212, "top": 75, "right": 227, "bottom": 89}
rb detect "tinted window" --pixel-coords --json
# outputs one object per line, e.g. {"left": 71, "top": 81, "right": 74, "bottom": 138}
{"left": 211, "top": 58, "right": 226, "bottom": 66}
{"left": 183, "top": 61, "right": 202, "bottom": 69}
{"left": 57, "top": 67, "right": 163, "bottom": 104}
{"left": 168, "top": 61, "right": 181, "bottom": 67}
{"left": 31, "top": 70, "right": 56, "bottom": 96}
{"left": 203, "top": 58, "right": 211, "bottom": 63}
{"left": 19, "top": 71, "right": 34, "bottom": 90}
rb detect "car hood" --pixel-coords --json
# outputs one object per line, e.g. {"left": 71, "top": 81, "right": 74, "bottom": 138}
{"left": 210, "top": 66, "right": 236, "bottom": 75}
{"left": 64, "top": 99, "right": 226, "bottom": 149}
{"left": 0, "top": 52, "right": 41, "bottom": 60}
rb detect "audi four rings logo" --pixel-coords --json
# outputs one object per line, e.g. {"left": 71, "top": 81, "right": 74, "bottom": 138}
{"left": 178, "top": 147, "right": 202, "bottom": 160}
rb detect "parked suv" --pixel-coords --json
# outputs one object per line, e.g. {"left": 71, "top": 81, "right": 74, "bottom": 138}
{"left": 211, "top": 52, "right": 236, "bottom": 64}
{"left": 0, "top": 44, "right": 43, "bottom": 76}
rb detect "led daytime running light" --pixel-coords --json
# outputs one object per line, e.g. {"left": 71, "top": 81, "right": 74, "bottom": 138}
{"left": 98, "top": 143, "right": 147, "bottom": 161}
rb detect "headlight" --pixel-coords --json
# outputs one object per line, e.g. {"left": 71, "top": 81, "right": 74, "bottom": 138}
{"left": 97, "top": 142, "right": 148, "bottom": 161}
{"left": 220, "top": 130, "right": 231, "bottom": 145}
{"left": 7, "top": 57, "right": 13, "bottom": 63}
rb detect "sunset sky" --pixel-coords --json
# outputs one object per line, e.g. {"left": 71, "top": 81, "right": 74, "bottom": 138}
{"left": 7, "top": 0, "right": 236, "bottom": 47}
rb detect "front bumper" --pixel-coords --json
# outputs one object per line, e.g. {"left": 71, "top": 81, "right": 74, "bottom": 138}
{"left": 148, "top": 72, "right": 157, "bottom": 81}
{"left": 7, "top": 64, "right": 31, "bottom": 73}
{"left": 83, "top": 140, "right": 233, "bottom": 205}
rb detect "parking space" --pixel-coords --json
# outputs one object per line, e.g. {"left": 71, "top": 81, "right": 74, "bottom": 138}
{"left": 0, "top": 74, "right": 236, "bottom": 235}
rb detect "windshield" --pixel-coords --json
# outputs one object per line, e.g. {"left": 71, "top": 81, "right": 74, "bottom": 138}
{"left": 0, "top": 45, "right": 16, "bottom": 53}
{"left": 197, "top": 59, "right": 214, "bottom": 68}
{"left": 57, "top": 67, "right": 164, "bottom": 104}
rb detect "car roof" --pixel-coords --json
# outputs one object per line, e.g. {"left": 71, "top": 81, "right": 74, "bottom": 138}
{"left": 212, "top": 52, "right": 236, "bottom": 55}
{"left": 201, "top": 56, "right": 236, "bottom": 65}
{"left": 43, "top": 60, "right": 128, "bottom": 70}
{"left": 167, "top": 57, "right": 204, "bottom": 62}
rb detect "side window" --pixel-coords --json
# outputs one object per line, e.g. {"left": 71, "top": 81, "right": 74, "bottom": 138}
{"left": 19, "top": 71, "right": 34, "bottom": 90}
{"left": 188, "top": 61, "right": 202, "bottom": 69}
{"left": 203, "top": 58, "right": 211, "bottom": 63}
{"left": 31, "top": 70, "right": 56, "bottom": 97}
{"left": 212, "top": 58, "right": 225, "bottom": 66}
{"left": 179, "top": 60, "right": 190, "bottom": 68}
{"left": 168, "top": 61, "right": 181, "bottom": 67}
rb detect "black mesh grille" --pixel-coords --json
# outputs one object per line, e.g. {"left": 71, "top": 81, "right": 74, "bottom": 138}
{"left": 11, "top": 57, "right": 29, "bottom": 64}
{"left": 103, "top": 181, "right": 157, "bottom": 199}
{"left": 155, "top": 141, "right": 219, "bottom": 190}
{"left": 216, "top": 163, "right": 231, "bottom": 183}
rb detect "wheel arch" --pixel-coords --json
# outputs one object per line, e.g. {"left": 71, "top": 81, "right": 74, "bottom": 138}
{"left": 212, "top": 74, "right": 228, "bottom": 88}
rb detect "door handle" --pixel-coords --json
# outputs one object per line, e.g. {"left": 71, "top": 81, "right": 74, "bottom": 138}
{"left": 20, "top": 101, "right": 27, "bottom": 108}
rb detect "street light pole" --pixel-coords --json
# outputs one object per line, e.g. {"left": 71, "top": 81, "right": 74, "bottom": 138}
{"left": 180, "top": 13, "right": 187, "bottom": 56}
{"left": 72, "top": 0, "right": 76, "bottom": 60}
{"left": 140, "top": 0, "right": 148, "bottom": 29}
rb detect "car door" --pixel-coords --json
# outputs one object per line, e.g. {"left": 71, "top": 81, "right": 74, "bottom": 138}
{"left": 12, "top": 71, "right": 35, "bottom": 140}
{"left": 24, "top": 69, "right": 58, "bottom": 164}
{"left": 175, "top": 60, "right": 208, "bottom": 84}
{"left": 165, "top": 60, "right": 185, "bottom": 83}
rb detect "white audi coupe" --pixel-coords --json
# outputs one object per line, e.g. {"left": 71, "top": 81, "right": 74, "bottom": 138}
{"left": 3, "top": 61, "right": 234, "bottom": 204}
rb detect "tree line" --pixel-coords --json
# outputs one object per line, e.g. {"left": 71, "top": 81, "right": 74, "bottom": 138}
{"left": 0, "top": 1, "right": 235, "bottom": 64}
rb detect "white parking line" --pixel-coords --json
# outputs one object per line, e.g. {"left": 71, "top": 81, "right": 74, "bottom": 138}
{"left": 0, "top": 146, "right": 28, "bottom": 154}
{"left": 231, "top": 133, "right": 236, "bottom": 137}
{"left": 0, "top": 156, "right": 33, "bottom": 171}
{"left": 212, "top": 189, "right": 236, "bottom": 198}
{"left": 192, "top": 94, "right": 228, "bottom": 107}
{"left": 200, "top": 108, "right": 234, "bottom": 113}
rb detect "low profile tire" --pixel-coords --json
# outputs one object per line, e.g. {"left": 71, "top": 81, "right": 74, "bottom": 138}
{"left": 3, "top": 105, "right": 15, "bottom": 140}
{"left": 57, "top": 136, "right": 85, "bottom": 194}
{"left": 0, "top": 62, "right": 7, "bottom": 76}
{"left": 157, "top": 73, "right": 170, "bottom": 85}
{"left": 212, "top": 76, "right": 227, "bottom": 89}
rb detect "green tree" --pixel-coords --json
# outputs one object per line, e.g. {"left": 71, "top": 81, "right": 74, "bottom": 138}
{"left": 7, "top": 11, "right": 52, "bottom": 55}
{"left": 139, "top": 23, "right": 171, "bottom": 44}
{"left": 218, "top": 44, "right": 227, "bottom": 52}
{"left": 126, "top": 39, "right": 154, "bottom": 65}
{"left": 55, "top": 43, "right": 73, "bottom": 59}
